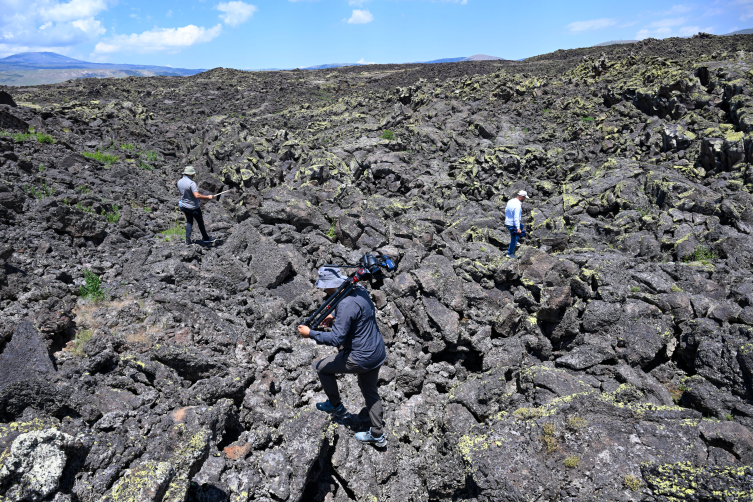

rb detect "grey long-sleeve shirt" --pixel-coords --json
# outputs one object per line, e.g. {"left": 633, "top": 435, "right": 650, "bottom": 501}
{"left": 309, "top": 285, "right": 386, "bottom": 370}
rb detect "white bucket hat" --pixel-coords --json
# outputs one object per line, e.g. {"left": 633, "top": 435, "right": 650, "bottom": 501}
{"left": 517, "top": 190, "right": 529, "bottom": 198}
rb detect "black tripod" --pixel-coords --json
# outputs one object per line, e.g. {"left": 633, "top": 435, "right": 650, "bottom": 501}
{"left": 302, "top": 253, "right": 395, "bottom": 329}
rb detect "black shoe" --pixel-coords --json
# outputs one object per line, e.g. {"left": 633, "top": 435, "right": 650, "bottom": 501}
{"left": 202, "top": 237, "right": 216, "bottom": 243}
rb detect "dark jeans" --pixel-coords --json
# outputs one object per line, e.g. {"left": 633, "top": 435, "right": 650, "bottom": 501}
{"left": 506, "top": 224, "right": 526, "bottom": 256}
{"left": 313, "top": 351, "right": 384, "bottom": 435}
{"left": 181, "top": 207, "right": 209, "bottom": 244}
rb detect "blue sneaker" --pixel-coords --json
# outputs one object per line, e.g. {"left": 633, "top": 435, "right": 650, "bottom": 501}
{"left": 355, "top": 428, "right": 387, "bottom": 447}
{"left": 316, "top": 400, "right": 347, "bottom": 417}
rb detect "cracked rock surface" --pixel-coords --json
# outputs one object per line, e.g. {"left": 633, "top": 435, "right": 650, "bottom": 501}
{"left": 2, "top": 33, "right": 753, "bottom": 501}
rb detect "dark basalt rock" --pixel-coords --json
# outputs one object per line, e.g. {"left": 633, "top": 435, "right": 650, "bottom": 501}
{"left": 0, "top": 90, "right": 16, "bottom": 107}
{"left": 3, "top": 34, "right": 753, "bottom": 502}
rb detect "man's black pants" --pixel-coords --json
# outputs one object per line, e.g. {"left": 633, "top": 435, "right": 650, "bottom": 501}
{"left": 313, "top": 351, "right": 384, "bottom": 436}
{"left": 181, "top": 207, "right": 209, "bottom": 244}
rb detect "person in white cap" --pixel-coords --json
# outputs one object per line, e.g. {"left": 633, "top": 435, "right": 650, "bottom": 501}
{"left": 504, "top": 190, "right": 529, "bottom": 258}
{"left": 177, "top": 166, "right": 215, "bottom": 245}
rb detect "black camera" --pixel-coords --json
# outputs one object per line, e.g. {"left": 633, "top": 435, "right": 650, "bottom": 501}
{"left": 302, "top": 252, "right": 396, "bottom": 328}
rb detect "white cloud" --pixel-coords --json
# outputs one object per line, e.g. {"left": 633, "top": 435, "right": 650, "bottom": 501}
{"left": 71, "top": 17, "right": 105, "bottom": 35}
{"left": 357, "top": 58, "right": 375, "bottom": 64}
{"left": 94, "top": 24, "right": 222, "bottom": 53}
{"left": 0, "top": 0, "right": 112, "bottom": 52}
{"left": 635, "top": 17, "right": 715, "bottom": 40}
{"left": 216, "top": 1, "right": 257, "bottom": 27}
{"left": 349, "top": 0, "right": 369, "bottom": 5}
{"left": 565, "top": 18, "right": 617, "bottom": 32}
{"left": 42, "top": 0, "right": 109, "bottom": 23}
{"left": 166, "top": 10, "right": 173, "bottom": 18}
{"left": 348, "top": 9, "right": 373, "bottom": 24}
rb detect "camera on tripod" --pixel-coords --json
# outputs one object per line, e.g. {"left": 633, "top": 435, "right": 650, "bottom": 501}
{"left": 302, "top": 252, "right": 396, "bottom": 329}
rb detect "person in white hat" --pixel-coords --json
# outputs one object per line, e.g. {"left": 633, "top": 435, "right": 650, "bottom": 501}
{"left": 504, "top": 190, "right": 529, "bottom": 258}
{"left": 177, "top": 166, "right": 215, "bottom": 245}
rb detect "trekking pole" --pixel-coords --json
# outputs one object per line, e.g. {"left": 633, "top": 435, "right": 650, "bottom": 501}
{"left": 214, "top": 189, "right": 232, "bottom": 197}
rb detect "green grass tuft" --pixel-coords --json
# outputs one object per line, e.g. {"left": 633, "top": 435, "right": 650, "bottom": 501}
{"left": 105, "top": 205, "right": 120, "bottom": 223}
{"left": 83, "top": 151, "right": 119, "bottom": 165}
{"left": 79, "top": 269, "right": 107, "bottom": 302}
{"left": 25, "top": 183, "right": 55, "bottom": 199}
{"left": 160, "top": 221, "right": 185, "bottom": 241}
{"left": 70, "top": 328, "right": 93, "bottom": 357}
{"left": 380, "top": 130, "right": 395, "bottom": 140}
{"left": 582, "top": 116, "right": 595, "bottom": 122}
{"left": 682, "top": 245, "right": 719, "bottom": 263}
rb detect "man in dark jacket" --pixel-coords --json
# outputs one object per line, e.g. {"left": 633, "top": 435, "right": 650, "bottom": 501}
{"left": 298, "top": 267, "right": 387, "bottom": 447}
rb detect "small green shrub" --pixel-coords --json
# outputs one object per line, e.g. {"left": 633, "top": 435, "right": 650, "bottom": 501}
{"left": 39, "top": 164, "right": 45, "bottom": 172}
{"left": 105, "top": 205, "right": 120, "bottom": 223}
{"left": 630, "top": 286, "right": 641, "bottom": 293}
{"left": 36, "top": 133, "right": 55, "bottom": 144}
{"left": 682, "top": 245, "right": 719, "bottom": 263}
{"left": 623, "top": 475, "right": 641, "bottom": 491}
{"left": 139, "top": 161, "right": 154, "bottom": 171}
{"left": 76, "top": 185, "right": 91, "bottom": 194}
{"left": 327, "top": 221, "right": 337, "bottom": 240}
{"left": 380, "top": 130, "right": 395, "bottom": 140}
{"left": 120, "top": 143, "right": 136, "bottom": 151}
{"left": 542, "top": 108, "right": 551, "bottom": 114}
{"left": 76, "top": 202, "right": 93, "bottom": 214}
{"left": 582, "top": 116, "right": 595, "bottom": 122}
{"left": 70, "top": 328, "right": 93, "bottom": 357}
{"left": 83, "top": 151, "right": 119, "bottom": 165}
{"left": 726, "top": 413, "right": 734, "bottom": 421}
{"left": 79, "top": 269, "right": 107, "bottom": 302}
{"left": 563, "top": 456, "right": 579, "bottom": 468}
{"left": 142, "top": 150, "right": 159, "bottom": 162}
{"left": 25, "top": 183, "right": 55, "bottom": 199}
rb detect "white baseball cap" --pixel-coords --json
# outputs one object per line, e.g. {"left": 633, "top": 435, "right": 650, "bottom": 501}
{"left": 517, "top": 190, "right": 529, "bottom": 198}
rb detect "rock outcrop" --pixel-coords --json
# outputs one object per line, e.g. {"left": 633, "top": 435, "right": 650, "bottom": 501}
{"left": 2, "top": 34, "right": 753, "bottom": 501}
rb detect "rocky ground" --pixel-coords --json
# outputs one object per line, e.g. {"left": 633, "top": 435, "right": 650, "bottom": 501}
{"left": 2, "top": 33, "right": 753, "bottom": 502}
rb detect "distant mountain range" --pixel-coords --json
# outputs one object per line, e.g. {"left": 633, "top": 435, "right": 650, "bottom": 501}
{"left": 0, "top": 52, "right": 205, "bottom": 86}
{"left": 0, "top": 52, "right": 506, "bottom": 85}
{"left": 297, "top": 54, "right": 504, "bottom": 71}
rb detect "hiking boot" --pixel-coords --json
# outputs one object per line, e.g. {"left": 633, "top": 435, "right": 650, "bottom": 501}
{"left": 202, "top": 237, "right": 217, "bottom": 243}
{"left": 506, "top": 253, "right": 519, "bottom": 259}
{"left": 355, "top": 428, "right": 387, "bottom": 447}
{"left": 316, "top": 400, "right": 347, "bottom": 417}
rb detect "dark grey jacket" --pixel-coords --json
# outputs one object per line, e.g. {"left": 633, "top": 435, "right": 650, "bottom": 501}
{"left": 309, "top": 286, "right": 386, "bottom": 370}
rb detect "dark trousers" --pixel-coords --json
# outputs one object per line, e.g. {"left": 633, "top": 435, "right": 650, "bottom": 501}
{"left": 313, "top": 351, "right": 384, "bottom": 435}
{"left": 181, "top": 207, "right": 209, "bottom": 244}
{"left": 506, "top": 224, "right": 526, "bottom": 256}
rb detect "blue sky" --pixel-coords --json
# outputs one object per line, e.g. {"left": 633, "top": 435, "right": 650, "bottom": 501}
{"left": 0, "top": 0, "right": 748, "bottom": 69}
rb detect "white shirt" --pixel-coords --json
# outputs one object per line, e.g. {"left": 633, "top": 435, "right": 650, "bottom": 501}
{"left": 505, "top": 198, "right": 522, "bottom": 229}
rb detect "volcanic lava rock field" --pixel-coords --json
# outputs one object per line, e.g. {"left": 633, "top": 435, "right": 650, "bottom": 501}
{"left": 3, "top": 33, "right": 753, "bottom": 502}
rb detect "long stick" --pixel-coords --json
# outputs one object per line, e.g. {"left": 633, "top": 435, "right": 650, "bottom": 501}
{"left": 214, "top": 189, "right": 232, "bottom": 197}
